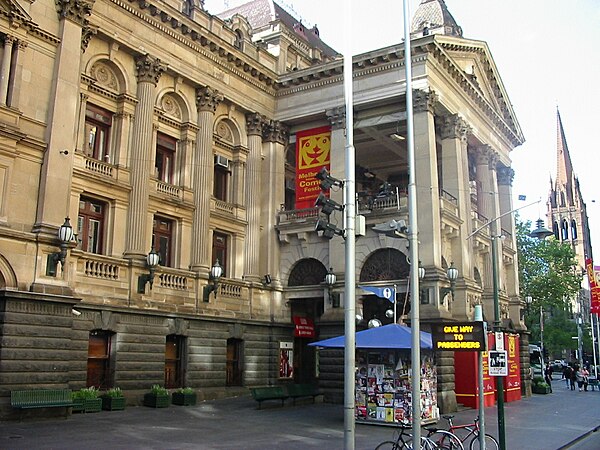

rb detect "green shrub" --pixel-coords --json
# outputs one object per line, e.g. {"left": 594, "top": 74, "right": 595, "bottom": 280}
{"left": 73, "top": 386, "right": 99, "bottom": 400}
{"left": 532, "top": 376, "right": 545, "bottom": 386}
{"left": 177, "top": 387, "right": 195, "bottom": 394}
{"left": 105, "top": 387, "right": 124, "bottom": 398}
{"left": 150, "top": 384, "right": 168, "bottom": 396}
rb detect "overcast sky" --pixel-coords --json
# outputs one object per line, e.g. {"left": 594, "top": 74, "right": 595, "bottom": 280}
{"left": 205, "top": 0, "right": 600, "bottom": 256}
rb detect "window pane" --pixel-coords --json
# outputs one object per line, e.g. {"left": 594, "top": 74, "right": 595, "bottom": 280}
{"left": 88, "top": 219, "right": 100, "bottom": 253}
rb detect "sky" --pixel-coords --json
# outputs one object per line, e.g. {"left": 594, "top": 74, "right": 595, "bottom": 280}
{"left": 205, "top": 0, "right": 600, "bottom": 255}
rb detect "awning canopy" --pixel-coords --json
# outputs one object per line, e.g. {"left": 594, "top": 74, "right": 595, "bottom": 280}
{"left": 308, "top": 323, "right": 432, "bottom": 349}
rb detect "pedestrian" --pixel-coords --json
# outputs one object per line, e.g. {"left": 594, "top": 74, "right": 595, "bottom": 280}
{"left": 575, "top": 365, "right": 585, "bottom": 391}
{"left": 582, "top": 366, "right": 590, "bottom": 392}
{"left": 563, "top": 364, "right": 571, "bottom": 388}
{"left": 569, "top": 364, "right": 577, "bottom": 391}
{"left": 544, "top": 363, "right": 553, "bottom": 393}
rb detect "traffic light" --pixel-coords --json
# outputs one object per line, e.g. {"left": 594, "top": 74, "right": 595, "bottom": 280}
{"left": 543, "top": 347, "right": 549, "bottom": 360}
{"left": 314, "top": 168, "right": 344, "bottom": 240}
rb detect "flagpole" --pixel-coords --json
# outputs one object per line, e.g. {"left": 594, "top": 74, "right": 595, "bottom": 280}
{"left": 394, "top": 284, "right": 397, "bottom": 324}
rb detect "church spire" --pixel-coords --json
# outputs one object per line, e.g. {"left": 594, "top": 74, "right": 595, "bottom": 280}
{"left": 555, "top": 108, "right": 574, "bottom": 200}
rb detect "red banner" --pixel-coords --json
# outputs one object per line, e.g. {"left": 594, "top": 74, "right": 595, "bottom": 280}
{"left": 293, "top": 316, "right": 315, "bottom": 338}
{"left": 295, "top": 126, "right": 331, "bottom": 210}
{"left": 586, "top": 259, "right": 600, "bottom": 315}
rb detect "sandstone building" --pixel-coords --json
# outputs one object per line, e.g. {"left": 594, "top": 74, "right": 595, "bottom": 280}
{"left": 0, "top": 0, "right": 528, "bottom": 417}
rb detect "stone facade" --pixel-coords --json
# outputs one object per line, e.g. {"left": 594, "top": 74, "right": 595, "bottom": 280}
{"left": 0, "top": 0, "right": 528, "bottom": 418}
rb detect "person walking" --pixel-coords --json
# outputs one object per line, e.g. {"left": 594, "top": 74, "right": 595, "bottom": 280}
{"left": 563, "top": 364, "right": 572, "bottom": 388}
{"left": 575, "top": 365, "right": 585, "bottom": 391}
{"left": 582, "top": 366, "right": 590, "bottom": 392}
{"left": 569, "top": 364, "right": 577, "bottom": 391}
{"left": 544, "top": 363, "right": 553, "bottom": 393}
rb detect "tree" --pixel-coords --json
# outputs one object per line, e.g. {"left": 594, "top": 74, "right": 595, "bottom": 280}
{"left": 516, "top": 218, "right": 582, "bottom": 357}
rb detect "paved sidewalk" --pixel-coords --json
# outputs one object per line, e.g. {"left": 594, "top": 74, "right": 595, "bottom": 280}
{"left": 0, "top": 382, "right": 598, "bottom": 449}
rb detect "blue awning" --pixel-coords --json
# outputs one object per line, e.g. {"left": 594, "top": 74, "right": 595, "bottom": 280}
{"left": 308, "top": 323, "right": 432, "bottom": 349}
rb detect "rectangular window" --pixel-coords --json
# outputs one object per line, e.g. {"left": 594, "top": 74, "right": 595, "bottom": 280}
{"left": 165, "top": 335, "right": 185, "bottom": 389}
{"left": 84, "top": 104, "right": 112, "bottom": 161}
{"left": 87, "top": 330, "right": 114, "bottom": 389}
{"left": 156, "top": 133, "right": 176, "bottom": 184}
{"left": 78, "top": 196, "right": 105, "bottom": 254}
{"left": 153, "top": 216, "right": 173, "bottom": 267}
{"left": 212, "top": 231, "right": 228, "bottom": 277}
{"left": 213, "top": 155, "right": 230, "bottom": 201}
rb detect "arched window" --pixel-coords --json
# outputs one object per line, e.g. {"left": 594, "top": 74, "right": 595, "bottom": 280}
{"left": 561, "top": 219, "right": 569, "bottom": 240}
{"left": 234, "top": 29, "right": 244, "bottom": 50}
{"left": 571, "top": 219, "right": 578, "bottom": 240}
{"left": 553, "top": 221, "right": 559, "bottom": 240}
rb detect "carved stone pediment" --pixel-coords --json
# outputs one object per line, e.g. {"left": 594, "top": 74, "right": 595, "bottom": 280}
{"left": 0, "top": 0, "right": 33, "bottom": 27}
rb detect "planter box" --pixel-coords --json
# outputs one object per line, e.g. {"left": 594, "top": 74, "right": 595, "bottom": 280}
{"left": 84, "top": 398, "right": 103, "bottom": 413}
{"left": 72, "top": 398, "right": 85, "bottom": 413}
{"left": 172, "top": 392, "right": 197, "bottom": 406}
{"left": 102, "top": 396, "right": 126, "bottom": 411}
{"left": 532, "top": 385, "right": 551, "bottom": 394}
{"left": 144, "top": 393, "right": 170, "bottom": 408}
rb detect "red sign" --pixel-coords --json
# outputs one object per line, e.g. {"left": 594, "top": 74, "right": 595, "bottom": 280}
{"left": 293, "top": 316, "right": 315, "bottom": 338}
{"left": 295, "top": 126, "right": 331, "bottom": 210}
{"left": 586, "top": 259, "right": 600, "bottom": 315}
{"left": 504, "top": 333, "right": 522, "bottom": 402}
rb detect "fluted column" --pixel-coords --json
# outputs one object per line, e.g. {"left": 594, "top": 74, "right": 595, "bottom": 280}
{"left": 244, "top": 113, "right": 267, "bottom": 282}
{"left": 413, "top": 90, "right": 442, "bottom": 268}
{"left": 124, "top": 55, "right": 165, "bottom": 260}
{"left": 0, "top": 35, "right": 14, "bottom": 105}
{"left": 262, "top": 120, "right": 288, "bottom": 285}
{"left": 440, "top": 114, "right": 472, "bottom": 319}
{"left": 76, "top": 93, "right": 88, "bottom": 152}
{"left": 190, "top": 86, "right": 223, "bottom": 272}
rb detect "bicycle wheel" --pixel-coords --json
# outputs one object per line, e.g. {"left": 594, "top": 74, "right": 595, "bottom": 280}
{"left": 468, "top": 434, "right": 499, "bottom": 450}
{"left": 426, "top": 430, "right": 465, "bottom": 450}
{"left": 375, "top": 440, "right": 404, "bottom": 450}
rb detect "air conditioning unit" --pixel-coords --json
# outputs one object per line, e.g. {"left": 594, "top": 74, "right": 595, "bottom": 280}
{"left": 214, "top": 155, "right": 230, "bottom": 169}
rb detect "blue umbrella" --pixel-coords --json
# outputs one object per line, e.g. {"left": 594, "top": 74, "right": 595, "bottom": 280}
{"left": 308, "top": 323, "right": 432, "bottom": 349}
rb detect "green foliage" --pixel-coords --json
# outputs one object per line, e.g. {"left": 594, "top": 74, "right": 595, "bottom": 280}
{"left": 531, "top": 376, "right": 546, "bottom": 386}
{"left": 150, "top": 384, "right": 168, "bottom": 396}
{"left": 177, "top": 387, "right": 195, "bottom": 394}
{"left": 104, "top": 387, "right": 124, "bottom": 398}
{"left": 73, "top": 386, "right": 99, "bottom": 400}
{"left": 516, "top": 217, "right": 583, "bottom": 355}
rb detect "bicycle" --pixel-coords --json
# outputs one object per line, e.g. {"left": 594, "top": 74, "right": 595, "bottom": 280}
{"left": 375, "top": 423, "right": 464, "bottom": 450}
{"left": 440, "top": 414, "right": 499, "bottom": 450}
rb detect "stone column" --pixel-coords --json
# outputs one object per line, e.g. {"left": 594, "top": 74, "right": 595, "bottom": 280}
{"left": 76, "top": 93, "right": 88, "bottom": 152}
{"left": 440, "top": 114, "right": 472, "bottom": 319}
{"left": 124, "top": 55, "right": 165, "bottom": 260}
{"left": 413, "top": 90, "right": 442, "bottom": 269}
{"left": 244, "top": 113, "right": 267, "bottom": 282}
{"left": 0, "top": 35, "right": 14, "bottom": 105}
{"left": 190, "top": 86, "right": 223, "bottom": 273}
{"left": 7, "top": 40, "right": 26, "bottom": 108}
{"left": 262, "top": 120, "right": 288, "bottom": 284}
{"left": 34, "top": 0, "right": 92, "bottom": 236}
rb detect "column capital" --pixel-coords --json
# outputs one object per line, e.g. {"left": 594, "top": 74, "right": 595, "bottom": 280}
{"left": 497, "top": 165, "right": 514, "bottom": 186}
{"left": 413, "top": 89, "right": 438, "bottom": 113}
{"left": 3, "top": 35, "right": 15, "bottom": 46}
{"left": 440, "top": 114, "right": 470, "bottom": 142}
{"left": 264, "top": 120, "right": 289, "bottom": 144}
{"left": 55, "top": 0, "right": 95, "bottom": 26}
{"left": 246, "top": 112, "right": 268, "bottom": 136}
{"left": 135, "top": 54, "right": 166, "bottom": 85}
{"left": 195, "top": 86, "right": 223, "bottom": 112}
{"left": 325, "top": 106, "right": 345, "bottom": 130}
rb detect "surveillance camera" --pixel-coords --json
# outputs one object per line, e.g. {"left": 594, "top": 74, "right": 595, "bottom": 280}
{"left": 71, "top": 308, "right": 82, "bottom": 316}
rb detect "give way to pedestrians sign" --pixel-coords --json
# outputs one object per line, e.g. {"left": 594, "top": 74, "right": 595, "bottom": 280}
{"left": 488, "top": 350, "right": 508, "bottom": 376}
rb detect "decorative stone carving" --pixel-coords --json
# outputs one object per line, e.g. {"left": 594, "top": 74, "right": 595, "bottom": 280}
{"left": 216, "top": 120, "right": 234, "bottom": 142}
{"left": 497, "top": 166, "right": 514, "bottom": 186}
{"left": 325, "top": 106, "right": 345, "bottom": 130}
{"left": 81, "top": 24, "right": 97, "bottom": 52}
{"left": 195, "top": 86, "right": 223, "bottom": 112}
{"left": 264, "top": 120, "right": 289, "bottom": 144}
{"left": 55, "top": 0, "right": 95, "bottom": 26}
{"left": 161, "top": 94, "right": 182, "bottom": 118}
{"left": 413, "top": 89, "right": 438, "bottom": 113}
{"left": 90, "top": 61, "right": 119, "bottom": 91}
{"left": 245, "top": 112, "right": 267, "bottom": 136}
{"left": 135, "top": 54, "right": 165, "bottom": 85}
{"left": 440, "top": 114, "right": 470, "bottom": 142}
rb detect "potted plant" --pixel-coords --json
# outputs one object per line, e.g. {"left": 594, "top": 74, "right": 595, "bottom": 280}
{"left": 73, "top": 387, "right": 102, "bottom": 413}
{"left": 172, "top": 387, "right": 197, "bottom": 406}
{"left": 144, "top": 384, "right": 170, "bottom": 408}
{"left": 101, "top": 387, "right": 126, "bottom": 411}
{"left": 531, "top": 376, "right": 551, "bottom": 394}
